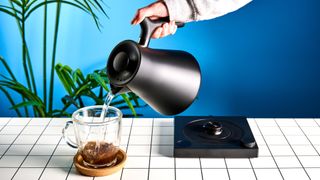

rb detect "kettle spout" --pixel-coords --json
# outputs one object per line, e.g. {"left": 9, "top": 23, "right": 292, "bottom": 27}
{"left": 110, "top": 84, "right": 131, "bottom": 95}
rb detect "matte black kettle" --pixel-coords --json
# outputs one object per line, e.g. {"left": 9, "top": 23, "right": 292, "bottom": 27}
{"left": 107, "top": 18, "right": 201, "bottom": 115}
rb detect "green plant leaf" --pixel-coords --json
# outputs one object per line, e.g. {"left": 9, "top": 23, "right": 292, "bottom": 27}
{"left": 25, "top": 0, "right": 37, "bottom": 12}
{"left": 10, "top": 0, "right": 23, "bottom": 7}
{"left": 128, "top": 92, "right": 140, "bottom": 106}
{"left": 74, "top": 83, "right": 91, "bottom": 97}
{"left": 0, "top": 56, "right": 17, "bottom": 81}
{"left": 0, "top": 77, "right": 45, "bottom": 116}
{"left": 92, "top": 0, "right": 109, "bottom": 18}
{"left": 0, "top": 86, "right": 22, "bottom": 116}
{"left": 49, "top": 109, "right": 70, "bottom": 117}
{"left": 109, "top": 96, "right": 142, "bottom": 106}
{"left": 10, "top": 100, "right": 44, "bottom": 110}
{"left": 0, "top": 4, "right": 21, "bottom": 14}
{"left": 120, "top": 94, "right": 137, "bottom": 116}
{"left": 0, "top": 7, "right": 21, "bottom": 21}
{"left": 55, "top": 63, "right": 73, "bottom": 95}
{"left": 75, "top": 69, "right": 85, "bottom": 81}
{"left": 25, "top": 0, "right": 89, "bottom": 20}
{"left": 92, "top": 72, "right": 109, "bottom": 91}
{"left": 0, "top": 78, "right": 42, "bottom": 103}
{"left": 72, "top": 70, "right": 79, "bottom": 82}
{"left": 61, "top": 95, "right": 80, "bottom": 108}
{"left": 60, "top": 65, "right": 76, "bottom": 90}
{"left": 83, "top": 0, "right": 101, "bottom": 31}
{"left": 117, "top": 104, "right": 145, "bottom": 110}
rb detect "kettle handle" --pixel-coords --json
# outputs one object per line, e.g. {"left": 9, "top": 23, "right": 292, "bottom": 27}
{"left": 139, "top": 17, "right": 184, "bottom": 47}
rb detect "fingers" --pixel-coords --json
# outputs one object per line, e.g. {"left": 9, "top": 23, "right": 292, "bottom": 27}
{"left": 151, "top": 21, "right": 178, "bottom": 39}
{"left": 131, "top": 1, "right": 169, "bottom": 25}
{"left": 131, "top": 2, "right": 176, "bottom": 39}
{"left": 131, "top": 7, "right": 153, "bottom": 25}
{"left": 170, "top": 21, "right": 177, "bottom": 35}
{"left": 152, "top": 27, "right": 163, "bottom": 39}
{"left": 160, "top": 23, "right": 170, "bottom": 37}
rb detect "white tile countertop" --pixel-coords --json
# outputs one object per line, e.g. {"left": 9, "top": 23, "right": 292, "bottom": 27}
{"left": 0, "top": 118, "right": 320, "bottom": 180}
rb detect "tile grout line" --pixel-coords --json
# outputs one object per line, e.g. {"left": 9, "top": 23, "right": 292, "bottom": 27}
{"left": 254, "top": 118, "right": 285, "bottom": 180}
{"left": 293, "top": 118, "right": 320, "bottom": 156}
{"left": 0, "top": 117, "right": 13, "bottom": 159}
{"left": 223, "top": 158, "right": 230, "bottom": 180}
{"left": 25, "top": 167, "right": 315, "bottom": 170}
{"left": 1, "top": 154, "right": 319, "bottom": 158}
{"left": 0, "top": 133, "right": 175, "bottom": 136}
{"left": 174, "top": 155, "right": 176, "bottom": 180}
{"left": 248, "top": 158, "right": 257, "bottom": 180}
{"left": 65, "top": 162, "right": 75, "bottom": 180}
{"left": 147, "top": 118, "right": 155, "bottom": 180}
{"left": 311, "top": 118, "right": 320, "bottom": 127}
{"left": 1, "top": 125, "right": 65, "bottom": 127}
{"left": 173, "top": 117, "right": 176, "bottom": 180}
{"left": 273, "top": 118, "right": 311, "bottom": 180}
{"left": 120, "top": 117, "right": 134, "bottom": 180}
{"left": 10, "top": 118, "right": 53, "bottom": 179}
{"left": 1, "top": 143, "right": 174, "bottom": 146}
{"left": 1, "top": 118, "right": 32, "bottom": 158}
{"left": 199, "top": 158, "right": 204, "bottom": 180}
{"left": 0, "top": 134, "right": 64, "bottom": 136}
{"left": 313, "top": 118, "right": 320, "bottom": 154}
{"left": 3, "top": 166, "right": 320, "bottom": 169}
{"left": 38, "top": 136, "right": 63, "bottom": 179}
{"left": 0, "top": 117, "right": 13, "bottom": 132}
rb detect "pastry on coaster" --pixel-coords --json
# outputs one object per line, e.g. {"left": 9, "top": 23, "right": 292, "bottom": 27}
{"left": 74, "top": 148, "right": 127, "bottom": 177}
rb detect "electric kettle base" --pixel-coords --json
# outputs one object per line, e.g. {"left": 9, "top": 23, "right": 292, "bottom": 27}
{"left": 174, "top": 116, "right": 258, "bottom": 158}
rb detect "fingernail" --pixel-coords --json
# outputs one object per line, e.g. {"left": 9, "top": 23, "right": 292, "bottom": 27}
{"left": 157, "top": 28, "right": 163, "bottom": 38}
{"left": 172, "top": 26, "right": 177, "bottom": 35}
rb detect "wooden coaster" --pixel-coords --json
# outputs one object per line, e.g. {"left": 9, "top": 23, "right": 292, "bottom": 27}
{"left": 74, "top": 149, "right": 127, "bottom": 177}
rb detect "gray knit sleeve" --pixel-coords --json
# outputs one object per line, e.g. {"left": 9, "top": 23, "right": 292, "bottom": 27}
{"left": 163, "top": 0, "right": 252, "bottom": 22}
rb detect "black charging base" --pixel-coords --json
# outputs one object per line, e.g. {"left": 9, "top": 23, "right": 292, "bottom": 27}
{"left": 174, "top": 116, "right": 258, "bottom": 158}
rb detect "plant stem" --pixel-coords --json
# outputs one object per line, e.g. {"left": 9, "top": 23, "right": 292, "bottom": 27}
{"left": 79, "top": 96, "right": 84, "bottom": 107}
{"left": 99, "top": 86, "right": 103, "bottom": 99}
{"left": 49, "top": 1, "right": 62, "bottom": 112}
{"left": 13, "top": 1, "right": 38, "bottom": 97}
{"left": 22, "top": 2, "right": 38, "bottom": 116}
{"left": 26, "top": 42, "right": 37, "bottom": 97}
{"left": 21, "top": 1, "right": 33, "bottom": 116}
{"left": 43, "top": 0, "right": 47, "bottom": 113}
{"left": 8, "top": 0, "right": 29, "bottom": 116}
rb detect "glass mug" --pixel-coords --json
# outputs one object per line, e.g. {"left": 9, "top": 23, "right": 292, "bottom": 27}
{"left": 62, "top": 105, "right": 122, "bottom": 168}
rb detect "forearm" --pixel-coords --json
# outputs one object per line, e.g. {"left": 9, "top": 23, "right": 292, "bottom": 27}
{"left": 163, "top": 0, "right": 252, "bottom": 22}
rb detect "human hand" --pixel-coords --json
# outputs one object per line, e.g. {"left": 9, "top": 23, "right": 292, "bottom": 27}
{"left": 131, "top": 1, "right": 177, "bottom": 39}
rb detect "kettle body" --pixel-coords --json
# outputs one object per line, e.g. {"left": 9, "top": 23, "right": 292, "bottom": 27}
{"left": 107, "top": 18, "right": 201, "bottom": 115}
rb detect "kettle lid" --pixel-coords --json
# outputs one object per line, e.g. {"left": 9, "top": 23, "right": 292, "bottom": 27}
{"left": 107, "top": 40, "right": 141, "bottom": 86}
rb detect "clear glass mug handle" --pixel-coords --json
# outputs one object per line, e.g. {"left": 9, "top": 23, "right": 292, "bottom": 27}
{"left": 62, "top": 121, "right": 78, "bottom": 148}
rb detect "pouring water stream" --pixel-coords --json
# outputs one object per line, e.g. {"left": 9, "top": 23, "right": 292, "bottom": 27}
{"left": 96, "top": 91, "right": 114, "bottom": 151}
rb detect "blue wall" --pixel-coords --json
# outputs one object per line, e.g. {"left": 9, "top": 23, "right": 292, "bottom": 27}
{"left": 0, "top": 0, "right": 320, "bottom": 117}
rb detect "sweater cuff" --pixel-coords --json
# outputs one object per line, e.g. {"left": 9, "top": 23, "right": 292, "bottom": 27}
{"left": 163, "top": 0, "right": 194, "bottom": 22}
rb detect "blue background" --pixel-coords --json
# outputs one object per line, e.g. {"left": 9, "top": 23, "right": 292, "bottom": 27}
{"left": 0, "top": 0, "right": 319, "bottom": 117}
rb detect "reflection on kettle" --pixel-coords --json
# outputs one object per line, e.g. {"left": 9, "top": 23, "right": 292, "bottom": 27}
{"left": 107, "top": 18, "right": 201, "bottom": 115}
